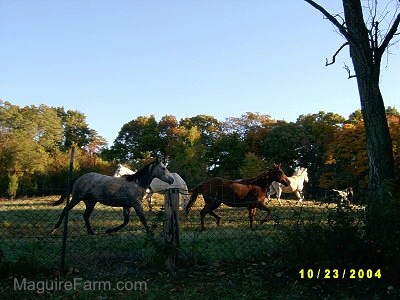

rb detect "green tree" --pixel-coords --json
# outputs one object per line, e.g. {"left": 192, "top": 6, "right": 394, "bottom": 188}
{"left": 207, "top": 132, "right": 246, "bottom": 179}
{"left": 296, "top": 112, "right": 345, "bottom": 196}
{"left": 239, "top": 152, "right": 268, "bottom": 178}
{"left": 261, "top": 121, "right": 307, "bottom": 171}
{"left": 110, "top": 115, "right": 162, "bottom": 162}
{"left": 56, "top": 108, "right": 98, "bottom": 150}
{"left": 0, "top": 101, "right": 64, "bottom": 195}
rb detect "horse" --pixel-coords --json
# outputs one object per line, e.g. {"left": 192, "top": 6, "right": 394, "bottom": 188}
{"left": 183, "top": 164, "right": 290, "bottom": 230}
{"left": 332, "top": 187, "right": 354, "bottom": 206}
{"left": 113, "top": 164, "right": 190, "bottom": 211}
{"left": 52, "top": 158, "right": 174, "bottom": 235}
{"left": 52, "top": 163, "right": 135, "bottom": 206}
{"left": 267, "top": 167, "right": 309, "bottom": 206}
{"left": 113, "top": 163, "right": 135, "bottom": 177}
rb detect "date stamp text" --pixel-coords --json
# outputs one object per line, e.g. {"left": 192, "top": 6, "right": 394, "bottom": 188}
{"left": 299, "top": 268, "right": 382, "bottom": 279}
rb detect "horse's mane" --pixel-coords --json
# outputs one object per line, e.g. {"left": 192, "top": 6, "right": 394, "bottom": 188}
{"left": 292, "top": 167, "right": 307, "bottom": 176}
{"left": 236, "top": 169, "right": 271, "bottom": 186}
{"left": 123, "top": 161, "right": 154, "bottom": 185}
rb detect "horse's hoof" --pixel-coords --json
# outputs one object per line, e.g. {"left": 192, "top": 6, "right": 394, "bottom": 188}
{"left": 51, "top": 228, "right": 59, "bottom": 235}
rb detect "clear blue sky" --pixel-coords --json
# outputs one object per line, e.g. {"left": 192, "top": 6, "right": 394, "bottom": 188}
{"left": 1, "top": 1, "right": 399, "bottom": 145}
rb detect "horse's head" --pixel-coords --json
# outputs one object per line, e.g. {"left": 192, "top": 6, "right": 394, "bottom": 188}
{"left": 151, "top": 158, "right": 174, "bottom": 185}
{"left": 268, "top": 163, "right": 290, "bottom": 187}
{"left": 302, "top": 168, "right": 309, "bottom": 183}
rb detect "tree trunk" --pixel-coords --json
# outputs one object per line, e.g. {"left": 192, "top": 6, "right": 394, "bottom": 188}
{"left": 343, "top": 0, "right": 395, "bottom": 238}
{"left": 343, "top": 0, "right": 395, "bottom": 188}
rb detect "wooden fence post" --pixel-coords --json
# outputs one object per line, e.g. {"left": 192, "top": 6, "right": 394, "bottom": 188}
{"left": 164, "top": 188, "right": 179, "bottom": 272}
{"left": 60, "top": 146, "right": 75, "bottom": 271}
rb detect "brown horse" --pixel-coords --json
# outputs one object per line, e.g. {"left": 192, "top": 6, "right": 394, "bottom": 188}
{"left": 183, "top": 164, "right": 290, "bottom": 230}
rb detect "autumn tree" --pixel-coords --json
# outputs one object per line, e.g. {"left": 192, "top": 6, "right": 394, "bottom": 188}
{"left": 305, "top": 1, "right": 399, "bottom": 233}
{"left": 158, "top": 115, "right": 179, "bottom": 159}
{"left": 180, "top": 114, "right": 220, "bottom": 148}
{"left": 326, "top": 121, "right": 369, "bottom": 190}
{"left": 167, "top": 125, "right": 208, "bottom": 187}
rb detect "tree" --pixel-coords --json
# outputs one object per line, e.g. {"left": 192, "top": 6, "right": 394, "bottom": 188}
{"left": 261, "top": 121, "right": 307, "bottom": 170}
{"left": 0, "top": 102, "right": 65, "bottom": 195}
{"left": 109, "top": 115, "right": 162, "bottom": 162}
{"left": 239, "top": 152, "right": 268, "bottom": 178}
{"left": 207, "top": 132, "right": 246, "bottom": 179}
{"left": 56, "top": 108, "right": 98, "bottom": 150}
{"left": 304, "top": 0, "right": 399, "bottom": 227}
{"left": 180, "top": 114, "right": 220, "bottom": 148}
{"left": 167, "top": 125, "right": 208, "bottom": 187}
{"left": 158, "top": 115, "right": 179, "bottom": 159}
{"left": 327, "top": 121, "right": 369, "bottom": 191}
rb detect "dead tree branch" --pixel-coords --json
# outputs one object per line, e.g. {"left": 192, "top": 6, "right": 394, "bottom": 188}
{"left": 344, "top": 63, "right": 357, "bottom": 79}
{"left": 377, "top": 12, "right": 400, "bottom": 58}
{"left": 326, "top": 42, "right": 349, "bottom": 66}
{"left": 304, "top": 0, "right": 354, "bottom": 44}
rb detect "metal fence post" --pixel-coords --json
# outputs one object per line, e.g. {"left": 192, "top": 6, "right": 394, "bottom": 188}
{"left": 164, "top": 188, "right": 179, "bottom": 272}
{"left": 60, "top": 146, "right": 74, "bottom": 271}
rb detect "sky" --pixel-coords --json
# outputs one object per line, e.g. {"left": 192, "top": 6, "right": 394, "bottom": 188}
{"left": 1, "top": 0, "right": 399, "bottom": 145}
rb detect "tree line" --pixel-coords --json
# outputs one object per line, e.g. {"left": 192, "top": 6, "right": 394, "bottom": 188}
{"left": 1, "top": 99, "right": 399, "bottom": 199}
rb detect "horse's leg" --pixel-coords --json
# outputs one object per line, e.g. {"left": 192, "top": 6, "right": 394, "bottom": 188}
{"left": 52, "top": 197, "right": 81, "bottom": 233}
{"left": 145, "top": 191, "right": 153, "bottom": 211}
{"left": 266, "top": 186, "right": 276, "bottom": 201}
{"left": 255, "top": 202, "right": 271, "bottom": 224}
{"left": 248, "top": 207, "right": 257, "bottom": 230}
{"left": 200, "top": 198, "right": 221, "bottom": 230}
{"left": 276, "top": 187, "right": 283, "bottom": 206}
{"left": 106, "top": 206, "right": 131, "bottom": 234}
{"left": 132, "top": 202, "right": 150, "bottom": 234}
{"left": 83, "top": 201, "right": 96, "bottom": 235}
{"left": 295, "top": 190, "right": 303, "bottom": 206}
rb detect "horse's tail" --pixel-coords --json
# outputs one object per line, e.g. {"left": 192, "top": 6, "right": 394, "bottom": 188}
{"left": 52, "top": 178, "right": 76, "bottom": 206}
{"left": 183, "top": 183, "right": 203, "bottom": 215}
{"left": 52, "top": 193, "right": 67, "bottom": 206}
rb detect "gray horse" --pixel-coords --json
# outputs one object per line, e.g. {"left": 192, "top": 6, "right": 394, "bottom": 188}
{"left": 52, "top": 159, "right": 174, "bottom": 235}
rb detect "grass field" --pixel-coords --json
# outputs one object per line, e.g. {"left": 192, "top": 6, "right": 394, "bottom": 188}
{"left": 2, "top": 194, "right": 394, "bottom": 299}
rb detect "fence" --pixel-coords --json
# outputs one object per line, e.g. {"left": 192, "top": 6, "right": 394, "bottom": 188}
{"left": 0, "top": 191, "right": 344, "bottom": 275}
{"left": 1, "top": 150, "right": 358, "bottom": 277}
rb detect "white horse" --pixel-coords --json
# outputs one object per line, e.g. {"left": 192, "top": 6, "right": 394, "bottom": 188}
{"left": 114, "top": 164, "right": 190, "bottom": 211}
{"left": 113, "top": 164, "right": 135, "bottom": 177}
{"left": 267, "top": 167, "right": 309, "bottom": 206}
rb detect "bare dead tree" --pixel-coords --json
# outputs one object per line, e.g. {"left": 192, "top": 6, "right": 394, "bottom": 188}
{"left": 304, "top": 0, "right": 400, "bottom": 237}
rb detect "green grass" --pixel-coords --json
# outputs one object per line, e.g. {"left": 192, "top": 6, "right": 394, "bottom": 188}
{"left": 2, "top": 195, "right": 395, "bottom": 299}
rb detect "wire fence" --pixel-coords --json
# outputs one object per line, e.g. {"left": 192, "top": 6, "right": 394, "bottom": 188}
{"left": 0, "top": 188, "right": 351, "bottom": 278}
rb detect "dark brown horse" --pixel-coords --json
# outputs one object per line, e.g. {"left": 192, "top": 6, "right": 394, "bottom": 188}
{"left": 183, "top": 164, "right": 290, "bottom": 230}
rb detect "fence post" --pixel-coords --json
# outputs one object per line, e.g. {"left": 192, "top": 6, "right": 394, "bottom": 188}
{"left": 164, "top": 188, "right": 179, "bottom": 272}
{"left": 60, "top": 146, "right": 75, "bottom": 271}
